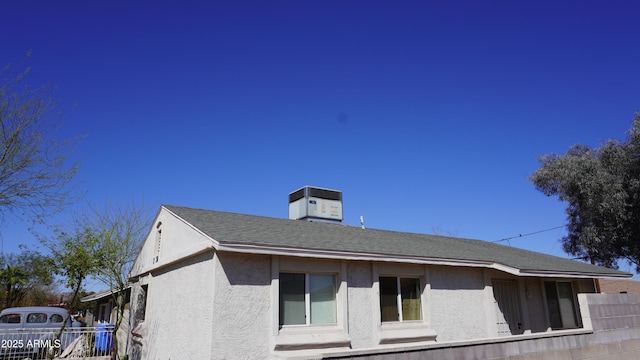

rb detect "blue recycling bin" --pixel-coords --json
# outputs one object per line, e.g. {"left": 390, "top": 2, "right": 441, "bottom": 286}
{"left": 95, "top": 323, "right": 115, "bottom": 352}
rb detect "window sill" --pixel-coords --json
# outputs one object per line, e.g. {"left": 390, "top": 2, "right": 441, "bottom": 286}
{"left": 379, "top": 322, "right": 437, "bottom": 344}
{"left": 274, "top": 325, "right": 351, "bottom": 351}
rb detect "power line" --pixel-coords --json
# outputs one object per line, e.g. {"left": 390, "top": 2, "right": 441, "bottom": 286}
{"left": 493, "top": 225, "right": 565, "bottom": 244}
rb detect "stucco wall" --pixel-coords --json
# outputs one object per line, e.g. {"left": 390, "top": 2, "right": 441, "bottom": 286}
{"left": 191, "top": 254, "right": 591, "bottom": 358}
{"left": 323, "top": 293, "right": 640, "bottom": 360}
{"left": 129, "top": 246, "right": 609, "bottom": 360}
{"left": 137, "top": 251, "right": 215, "bottom": 360}
{"left": 347, "top": 261, "right": 375, "bottom": 349}
{"left": 211, "top": 252, "right": 272, "bottom": 359}
{"left": 429, "top": 265, "right": 489, "bottom": 341}
{"left": 130, "top": 207, "right": 215, "bottom": 280}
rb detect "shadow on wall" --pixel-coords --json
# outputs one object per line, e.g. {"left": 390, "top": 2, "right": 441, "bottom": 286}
{"left": 348, "top": 262, "right": 373, "bottom": 289}
{"left": 152, "top": 251, "right": 215, "bottom": 277}
{"left": 218, "top": 252, "right": 272, "bottom": 286}
{"left": 429, "top": 266, "right": 485, "bottom": 291}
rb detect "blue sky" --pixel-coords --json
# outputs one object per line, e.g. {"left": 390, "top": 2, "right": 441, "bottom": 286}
{"left": 2, "top": 1, "right": 640, "bottom": 276}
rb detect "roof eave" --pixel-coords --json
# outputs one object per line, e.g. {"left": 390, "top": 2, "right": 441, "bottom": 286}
{"left": 216, "top": 242, "right": 629, "bottom": 279}
{"left": 518, "top": 269, "right": 632, "bottom": 280}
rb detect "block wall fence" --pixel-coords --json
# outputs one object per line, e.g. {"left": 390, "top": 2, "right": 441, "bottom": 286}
{"left": 317, "top": 293, "right": 640, "bottom": 360}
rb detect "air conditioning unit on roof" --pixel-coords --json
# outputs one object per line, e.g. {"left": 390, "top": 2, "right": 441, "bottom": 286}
{"left": 288, "top": 186, "right": 343, "bottom": 222}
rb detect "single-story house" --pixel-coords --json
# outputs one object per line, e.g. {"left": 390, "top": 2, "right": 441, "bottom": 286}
{"left": 126, "top": 188, "right": 631, "bottom": 360}
{"left": 81, "top": 286, "right": 131, "bottom": 359}
{"left": 81, "top": 289, "right": 117, "bottom": 325}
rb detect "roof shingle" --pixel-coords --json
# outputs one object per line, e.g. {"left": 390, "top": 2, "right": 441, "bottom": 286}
{"left": 164, "top": 205, "right": 630, "bottom": 278}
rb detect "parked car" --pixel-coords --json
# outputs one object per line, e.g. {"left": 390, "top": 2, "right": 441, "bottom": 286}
{"left": 0, "top": 306, "right": 78, "bottom": 359}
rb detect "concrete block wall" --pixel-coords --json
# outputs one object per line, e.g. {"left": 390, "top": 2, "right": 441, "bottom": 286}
{"left": 323, "top": 293, "right": 640, "bottom": 360}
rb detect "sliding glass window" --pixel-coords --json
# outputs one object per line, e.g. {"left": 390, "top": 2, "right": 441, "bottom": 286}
{"left": 379, "top": 276, "right": 422, "bottom": 322}
{"left": 280, "top": 273, "right": 337, "bottom": 326}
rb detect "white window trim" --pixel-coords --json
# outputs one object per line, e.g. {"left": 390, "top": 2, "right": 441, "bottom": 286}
{"left": 270, "top": 256, "right": 350, "bottom": 352}
{"left": 280, "top": 272, "right": 337, "bottom": 326}
{"left": 373, "top": 263, "right": 436, "bottom": 345}
{"left": 379, "top": 276, "right": 423, "bottom": 322}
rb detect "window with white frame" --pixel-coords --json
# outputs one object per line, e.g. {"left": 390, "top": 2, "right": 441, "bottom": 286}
{"left": 544, "top": 281, "right": 580, "bottom": 329}
{"left": 379, "top": 276, "right": 422, "bottom": 322}
{"left": 279, "top": 273, "right": 337, "bottom": 326}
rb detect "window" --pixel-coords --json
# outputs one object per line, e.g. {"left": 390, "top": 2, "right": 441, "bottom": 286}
{"left": 380, "top": 277, "right": 421, "bottom": 322}
{"left": 98, "top": 303, "right": 111, "bottom": 323}
{"left": 137, "top": 284, "right": 149, "bottom": 322}
{"left": 50, "top": 314, "right": 64, "bottom": 323}
{"left": 279, "top": 273, "right": 337, "bottom": 326}
{"left": 0, "top": 313, "right": 21, "bottom": 324}
{"left": 545, "top": 281, "right": 579, "bottom": 329}
{"left": 26, "top": 313, "right": 48, "bottom": 324}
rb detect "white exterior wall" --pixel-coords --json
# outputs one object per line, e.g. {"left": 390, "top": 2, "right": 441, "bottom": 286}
{"left": 429, "top": 265, "right": 489, "bottom": 342}
{"left": 128, "top": 207, "right": 217, "bottom": 360}
{"left": 207, "top": 254, "right": 501, "bottom": 358}
{"left": 210, "top": 252, "right": 272, "bottom": 359}
{"left": 140, "top": 251, "right": 215, "bottom": 360}
{"left": 128, "top": 208, "right": 601, "bottom": 360}
{"left": 347, "top": 261, "right": 375, "bottom": 348}
{"left": 130, "top": 207, "right": 216, "bottom": 279}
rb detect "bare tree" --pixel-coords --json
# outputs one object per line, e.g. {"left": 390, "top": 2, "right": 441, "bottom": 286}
{"left": 90, "top": 200, "right": 151, "bottom": 360}
{"left": 37, "top": 200, "right": 150, "bottom": 359}
{"left": 431, "top": 224, "right": 460, "bottom": 237}
{"left": 0, "top": 53, "right": 81, "bottom": 223}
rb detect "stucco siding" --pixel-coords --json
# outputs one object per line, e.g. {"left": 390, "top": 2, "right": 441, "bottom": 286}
{"left": 141, "top": 251, "right": 215, "bottom": 360}
{"left": 323, "top": 293, "right": 640, "bottom": 360}
{"left": 211, "top": 252, "right": 272, "bottom": 359}
{"left": 429, "top": 265, "right": 489, "bottom": 342}
{"left": 347, "top": 261, "right": 375, "bottom": 348}
{"left": 131, "top": 207, "right": 215, "bottom": 278}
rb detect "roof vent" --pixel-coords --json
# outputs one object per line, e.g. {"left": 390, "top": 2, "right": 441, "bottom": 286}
{"left": 288, "top": 186, "right": 343, "bottom": 222}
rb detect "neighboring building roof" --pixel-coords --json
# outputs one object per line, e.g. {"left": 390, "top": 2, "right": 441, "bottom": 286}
{"left": 163, "top": 205, "right": 631, "bottom": 279}
{"left": 599, "top": 278, "right": 640, "bottom": 294}
{"left": 80, "top": 285, "right": 132, "bottom": 303}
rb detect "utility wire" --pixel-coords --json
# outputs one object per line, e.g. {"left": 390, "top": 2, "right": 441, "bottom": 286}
{"left": 493, "top": 225, "right": 565, "bottom": 244}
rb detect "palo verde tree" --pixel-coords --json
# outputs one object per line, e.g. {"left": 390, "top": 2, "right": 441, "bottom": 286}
{"left": 0, "top": 52, "right": 81, "bottom": 224}
{"left": 530, "top": 113, "right": 640, "bottom": 271}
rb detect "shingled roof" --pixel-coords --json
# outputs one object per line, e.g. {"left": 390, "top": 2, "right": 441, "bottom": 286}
{"left": 164, "top": 205, "right": 631, "bottom": 279}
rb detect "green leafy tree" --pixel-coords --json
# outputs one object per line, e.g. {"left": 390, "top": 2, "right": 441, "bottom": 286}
{"left": 48, "top": 228, "right": 103, "bottom": 310}
{"left": 0, "top": 249, "right": 56, "bottom": 308}
{"left": 90, "top": 201, "right": 150, "bottom": 360}
{"left": 530, "top": 113, "right": 640, "bottom": 271}
{"left": 0, "top": 264, "right": 27, "bottom": 308}
{"left": 42, "top": 225, "right": 105, "bottom": 358}
{"left": 0, "top": 53, "right": 81, "bottom": 224}
{"left": 41, "top": 201, "right": 150, "bottom": 359}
